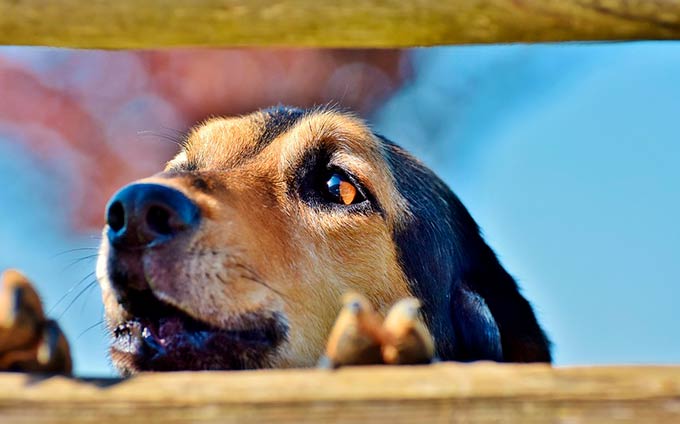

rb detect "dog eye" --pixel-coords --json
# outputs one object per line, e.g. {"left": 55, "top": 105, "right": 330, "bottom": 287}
{"left": 326, "top": 173, "right": 365, "bottom": 205}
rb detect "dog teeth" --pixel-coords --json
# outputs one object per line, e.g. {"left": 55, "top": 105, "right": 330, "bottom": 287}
{"left": 113, "top": 321, "right": 142, "bottom": 338}
{"left": 142, "top": 326, "right": 165, "bottom": 353}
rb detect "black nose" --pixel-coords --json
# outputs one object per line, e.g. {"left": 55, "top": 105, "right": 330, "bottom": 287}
{"left": 105, "top": 183, "right": 200, "bottom": 249}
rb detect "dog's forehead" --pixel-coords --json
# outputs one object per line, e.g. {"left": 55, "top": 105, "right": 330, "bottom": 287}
{"left": 179, "top": 107, "right": 384, "bottom": 170}
{"left": 178, "top": 108, "right": 299, "bottom": 168}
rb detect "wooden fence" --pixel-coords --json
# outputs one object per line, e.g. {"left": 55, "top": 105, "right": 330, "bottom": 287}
{"left": 1, "top": 363, "right": 680, "bottom": 423}
{"left": 1, "top": 0, "right": 680, "bottom": 48}
{"left": 1, "top": 1, "right": 679, "bottom": 422}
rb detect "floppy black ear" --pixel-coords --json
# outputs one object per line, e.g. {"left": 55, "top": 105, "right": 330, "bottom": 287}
{"left": 380, "top": 137, "right": 551, "bottom": 363}
{"left": 451, "top": 282, "right": 503, "bottom": 361}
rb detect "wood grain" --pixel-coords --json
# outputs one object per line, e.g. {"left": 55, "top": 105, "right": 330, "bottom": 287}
{"left": 1, "top": 363, "right": 680, "bottom": 423}
{"left": 1, "top": 0, "right": 680, "bottom": 48}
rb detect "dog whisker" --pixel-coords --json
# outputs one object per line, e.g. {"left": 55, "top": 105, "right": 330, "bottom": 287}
{"left": 239, "top": 275, "right": 289, "bottom": 301}
{"left": 78, "top": 281, "right": 100, "bottom": 316}
{"left": 48, "top": 271, "right": 96, "bottom": 315}
{"left": 160, "top": 126, "right": 190, "bottom": 140}
{"left": 215, "top": 272, "right": 288, "bottom": 301}
{"left": 188, "top": 249, "right": 285, "bottom": 295}
{"left": 76, "top": 320, "right": 105, "bottom": 341}
{"left": 137, "top": 129, "right": 187, "bottom": 149}
{"left": 60, "top": 254, "right": 99, "bottom": 274}
{"left": 56, "top": 280, "right": 98, "bottom": 320}
{"left": 50, "top": 247, "right": 98, "bottom": 259}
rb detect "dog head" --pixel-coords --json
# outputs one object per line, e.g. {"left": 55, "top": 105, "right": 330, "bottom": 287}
{"left": 97, "top": 106, "right": 550, "bottom": 375}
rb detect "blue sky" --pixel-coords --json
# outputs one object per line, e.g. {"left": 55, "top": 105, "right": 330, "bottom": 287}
{"left": 376, "top": 42, "right": 680, "bottom": 365}
{"left": 1, "top": 42, "right": 679, "bottom": 375}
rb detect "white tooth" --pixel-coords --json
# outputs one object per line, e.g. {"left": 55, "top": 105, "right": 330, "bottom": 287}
{"left": 142, "top": 327, "right": 151, "bottom": 338}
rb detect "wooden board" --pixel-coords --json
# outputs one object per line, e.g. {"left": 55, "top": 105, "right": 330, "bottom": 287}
{"left": 1, "top": 0, "right": 680, "bottom": 48}
{"left": 0, "top": 363, "right": 680, "bottom": 423}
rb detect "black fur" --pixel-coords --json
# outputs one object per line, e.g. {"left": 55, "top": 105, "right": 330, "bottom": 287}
{"left": 380, "top": 138, "right": 551, "bottom": 362}
{"left": 209, "top": 106, "right": 309, "bottom": 168}
{"left": 257, "top": 106, "right": 307, "bottom": 151}
{"left": 249, "top": 106, "right": 551, "bottom": 362}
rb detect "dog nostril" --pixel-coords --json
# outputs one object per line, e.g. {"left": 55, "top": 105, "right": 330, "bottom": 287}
{"left": 106, "top": 183, "right": 200, "bottom": 248}
{"left": 107, "top": 201, "right": 126, "bottom": 232}
{"left": 146, "top": 205, "right": 174, "bottom": 236}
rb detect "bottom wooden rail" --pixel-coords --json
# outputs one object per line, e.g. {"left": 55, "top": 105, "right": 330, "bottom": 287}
{"left": 0, "top": 363, "right": 679, "bottom": 423}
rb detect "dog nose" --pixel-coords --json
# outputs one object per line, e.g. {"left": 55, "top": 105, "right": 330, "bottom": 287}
{"left": 105, "top": 183, "right": 200, "bottom": 249}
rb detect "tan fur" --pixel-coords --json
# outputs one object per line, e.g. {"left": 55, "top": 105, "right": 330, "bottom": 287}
{"left": 98, "top": 109, "right": 413, "bottom": 368}
{"left": 382, "top": 298, "right": 435, "bottom": 365}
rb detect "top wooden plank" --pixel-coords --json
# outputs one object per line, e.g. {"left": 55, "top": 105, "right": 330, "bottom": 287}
{"left": 1, "top": 0, "right": 680, "bottom": 48}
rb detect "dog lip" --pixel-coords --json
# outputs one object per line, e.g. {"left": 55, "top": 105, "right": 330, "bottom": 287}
{"left": 110, "top": 296, "right": 288, "bottom": 372}
{"left": 112, "top": 314, "right": 280, "bottom": 352}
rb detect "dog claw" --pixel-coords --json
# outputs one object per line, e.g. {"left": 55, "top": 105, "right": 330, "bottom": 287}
{"left": 36, "top": 320, "right": 72, "bottom": 374}
{"left": 1, "top": 269, "right": 45, "bottom": 329}
{"left": 6, "top": 286, "right": 23, "bottom": 328}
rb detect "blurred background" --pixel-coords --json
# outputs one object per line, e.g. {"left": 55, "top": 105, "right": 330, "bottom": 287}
{"left": 0, "top": 44, "right": 678, "bottom": 376}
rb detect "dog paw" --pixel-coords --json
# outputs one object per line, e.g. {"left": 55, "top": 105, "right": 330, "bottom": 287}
{"left": 322, "top": 293, "right": 435, "bottom": 368}
{"left": 323, "top": 292, "right": 385, "bottom": 368}
{"left": 381, "top": 298, "right": 435, "bottom": 365}
{"left": 0, "top": 269, "right": 72, "bottom": 374}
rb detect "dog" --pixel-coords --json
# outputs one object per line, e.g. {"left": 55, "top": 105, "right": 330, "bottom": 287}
{"left": 96, "top": 106, "right": 551, "bottom": 375}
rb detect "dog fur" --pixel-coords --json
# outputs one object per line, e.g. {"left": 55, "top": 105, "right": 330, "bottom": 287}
{"left": 97, "top": 106, "right": 551, "bottom": 374}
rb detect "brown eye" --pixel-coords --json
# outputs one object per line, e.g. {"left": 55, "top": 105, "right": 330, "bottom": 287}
{"left": 326, "top": 173, "right": 364, "bottom": 205}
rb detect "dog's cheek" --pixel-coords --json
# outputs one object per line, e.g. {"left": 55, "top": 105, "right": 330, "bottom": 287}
{"left": 157, "top": 188, "right": 295, "bottom": 323}
{"left": 297, "top": 212, "right": 412, "bottom": 311}
{"left": 274, "top": 212, "right": 411, "bottom": 364}
{"left": 199, "top": 191, "right": 329, "bottom": 365}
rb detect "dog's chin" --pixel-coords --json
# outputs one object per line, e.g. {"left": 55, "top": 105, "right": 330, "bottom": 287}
{"left": 99, "top": 241, "right": 290, "bottom": 375}
{"left": 108, "top": 292, "right": 289, "bottom": 375}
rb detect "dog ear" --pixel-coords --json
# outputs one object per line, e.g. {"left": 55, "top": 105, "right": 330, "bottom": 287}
{"left": 451, "top": 282, "right": 503, "bottom": 361}
{"left": 380, "top": 137, "right": 551, "bottom": 363}
{"left": 461, "top": 254, "right": 553, "bottom": 362}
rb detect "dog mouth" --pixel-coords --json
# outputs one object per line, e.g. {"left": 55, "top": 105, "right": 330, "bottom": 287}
{"left": 109, "top": 289, "right": 288, "bottom": 374}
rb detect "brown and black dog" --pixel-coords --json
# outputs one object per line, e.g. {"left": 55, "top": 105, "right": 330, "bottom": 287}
{"left": 96, "top": 106, "right": 551, "bottom": 375}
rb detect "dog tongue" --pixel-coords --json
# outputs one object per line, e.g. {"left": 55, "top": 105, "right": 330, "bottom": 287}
{"left": 156, "top": 316, "right": 212, "bottom": 349}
